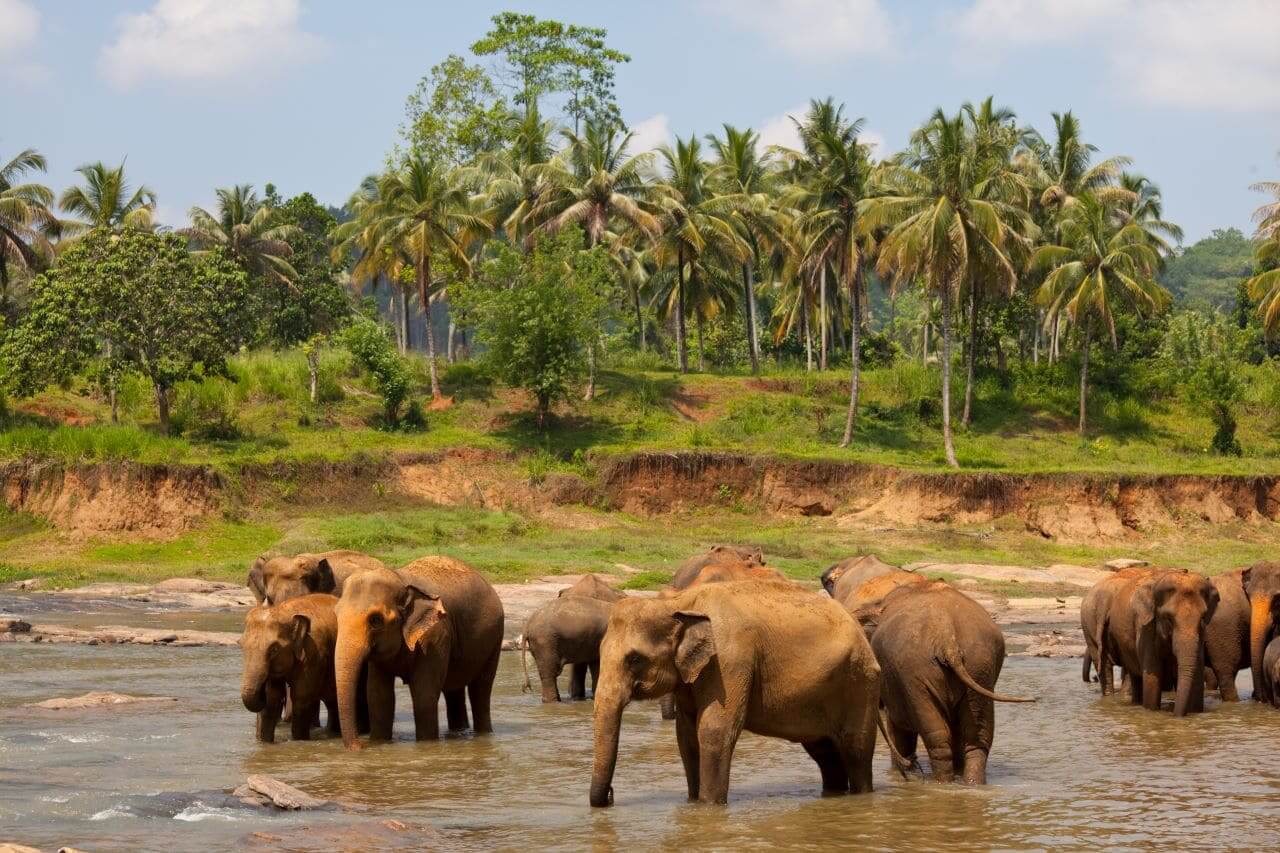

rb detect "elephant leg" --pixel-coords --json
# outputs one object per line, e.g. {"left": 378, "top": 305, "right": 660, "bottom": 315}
{"left": 1211, "top": 662, "right": 1239, "bottom": 703}
{"left": 956, "top": 692, "right": 995, "bottom": 786}
{"left": 281, "top": 689, "right": 293, "bottom": 723}
{"left": 445, "top": 689, "right": 470, "bottom": 732}
{"left": 569, "top": 663, "right": 588, "bottom": 701}
{"left": 467, "top": 646, "right": 501, "bottom": 734}
{"left": 256, "top": 682, "right": 285, "bottom": 744}
{"left": 535, "top": 648, "right": 562, "bottom": 704}
{"left": 290, "top": 700, "right": 316, "bottom": 741}
{"left": 588, "top": 660, "right": 600, "bottom": 695}
{"left": 357, "top": 665, "right": 371, "bottom": 735}
{"left": 659, "top": 694, "right": 677, "bottom": 720}
{"left": 695, "top": 697, "right": 747, "bottom": 804}
{"left": 366, "top": 662, "right": 397, "bottom": 741}
{"left": 674, "top": 703, "right": 701, "bottom": 801}
{"left": 887, "top": 719, "right": 923, "bottom": 776}
{"left": 836, "top": 704, "right": 878, "bottom": 794}
{"left": 1126, "top": 668, "right": 1143, "bottom": 705}
{"left": 802, "top": 738, "right": 849, "bottom": 794}
{"left": 919, "top": 725, "right": 956, "bottom": 783}
{"left": 324, "top": 694, "right": 341, "bottom": 735}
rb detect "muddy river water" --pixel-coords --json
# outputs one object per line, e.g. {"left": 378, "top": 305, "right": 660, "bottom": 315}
{"left": 2, "top": 605, "right": 1279, "bottom": 851}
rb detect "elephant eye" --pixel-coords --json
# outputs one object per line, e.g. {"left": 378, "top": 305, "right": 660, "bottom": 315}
{"left": 624, "top": 651, "right": 643, "bottom": 669}
{"left": 368, "top": 613, "right": 385, "bottom": 629}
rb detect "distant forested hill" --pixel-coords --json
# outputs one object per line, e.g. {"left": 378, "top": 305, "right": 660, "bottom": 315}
{"left": 1160, "top": 227, "right": 1255, "bottom": 314}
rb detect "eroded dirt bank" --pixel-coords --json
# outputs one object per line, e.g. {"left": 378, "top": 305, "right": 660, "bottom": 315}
{"left": 4, "top": 450, "right": 1279, "bottom": 544}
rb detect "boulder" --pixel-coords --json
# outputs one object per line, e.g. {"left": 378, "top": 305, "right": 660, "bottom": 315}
{"left": 152, "top": 578, "right": 234, "bottom": 594}
{"left": 1104, "top": 558, "right": 1150, "bottom": 571}
{"left": 232, "top": 775, "right": 329, "bottom": 811}
{"left": 0, "top": 844, "right": 44, "bottom": 853}
{"left": 26, "top": 691, "right": 176, "bottom": 710}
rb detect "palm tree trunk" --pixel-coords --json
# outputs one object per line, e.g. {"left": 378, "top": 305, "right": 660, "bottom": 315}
{"left": 633, "top": 285, "right": 646, "bottom": 352}
{"left": 818, "top": 263, "right": 828, "bottom": 371}
{"left": 962, "top": 285, "right": 978, "bottom": 426}
{"left": 584, "top": 343, "right": 597, "bottom": 401}
{"left": 696, "top": 312, "right": 705, "bottom": 372}
{"left": 447, "top": 318, "right": 456, "bottom": 363}
{"left": 397, "top": 289, "right": 409, "bottom": 354}
{"left": 1078, "top": 320, "right": 1091, "bottom": 435}
{"left": 840, "top": 259, "right": 862, "bottom": 448}
{"left": 922, "top": 321, "right": 930, "bottom": 365}
{"left": 742, "top": 263, "right": 760, "bottom": 375}
{"left": 676, "top": 249, "right": 689, "bottom": 373}
{"left": 802, "top": 296, "right": 813, "bottom": 372}
{"left": 940, "top": 279, "right": 959, "bottom": 469}
{"left": 419, "top": 255, "right": 441, "bottom": 399}
{"left": 1033, "top": 310, "right": 1041, "bottom": 364}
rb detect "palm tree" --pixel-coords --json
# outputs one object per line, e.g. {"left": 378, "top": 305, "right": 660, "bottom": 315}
{"left": 1031, "top": 195, "right": 1169, "bottom": 434}
{"left": 184, "top": 184, "right": 300, "bottom": 285}
{"left": 863, "top": 108, "right": 1034, "bottom": 468}
{"left": 532, "top": 119, "right": 659, "bottom": 395}
{"left": 0, "top": 148, "right": 57, "bottom": 312}
{"left": 335, "top": 158, "right": 488, "bottom": 397}
{"left": 1245, "top": 179, "right": 1280, "bottom": 337}
{"left": 1115, "top": 172, "right": 1183, "bottom": 261}
{"left": 58, "top": 161, "right": 156, "bottom": 233}
{"left": 1019, "top": 112, "right": 1131, "bottom": 219}
{"left": 465, "top": 106, "right": 559, "bottom": 246}
{"left": 780, "top": 100, "right": 875, "bottom": 446}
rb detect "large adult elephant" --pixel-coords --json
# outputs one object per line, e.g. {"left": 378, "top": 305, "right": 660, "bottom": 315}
{"left": 820, "top": 554, "right": 902, "bottom": 601}
{"left": 832, "top": 568, "right": 926, "bottom": 616}
{"left": 1102, "top": 569, "right": 1219, "bottom": 716}
{"left": 668, "top": 545, "right": 764, "bottom": 591}
{"left": 1244, "top": 561, "right": 1280, "bottom": 704}
{"left": 1080, "top": 568, "right": 1162, "bottom": 695}
{"left": 590, "top": 579, "right": 881, "bottom": 807}
{"left": 851, "top": 578, "right": 1033, "bottom": 784}
{"left": 1205, "top": 570, "right": 1250, "bottom": 702}
{"left": 334, "top": 556, "right": 504, "bottom": 748}
{"left": 248, "top": 550, "right": 387, "bottom": 605}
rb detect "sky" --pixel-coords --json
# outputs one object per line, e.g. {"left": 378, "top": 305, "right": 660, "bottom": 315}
{"left": 2, "top": 0, "right": 1278, "bottom": 243}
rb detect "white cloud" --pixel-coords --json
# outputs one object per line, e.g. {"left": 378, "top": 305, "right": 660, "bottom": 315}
{"left": 627, "top": 113, "right": 673, "bottom": 156}
{"left": 956, "top": 0, "right": 1280, "bottom": 112}
{"left": 703, "top": 0, "right": 895, "bottom": 61}
{"left": 0, "top": 0, "right": 38, "bottom": 58}
{"left": 99, "top": 0, "right": 324, "bottom": 90}
{"left": 758, "top": 105, "right": 806, "bottom": 151}
{"left": 860, "top": 130, "right": 886, "bottom": 160}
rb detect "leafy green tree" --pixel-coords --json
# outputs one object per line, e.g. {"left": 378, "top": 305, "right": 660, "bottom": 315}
{"left": 397, "top": 54, "right": 511, "bottom": 166}
{"left": 1161, "top": 228, "right": 1254, "bottom": 313}
{"left": 341, "top": 315, "right": 413, "bottom": 426}
{"left": 1161, "top": 311, "right": 1245, "bottom": 454}
{"left": 2, "top": 229, "right": 249, "bottom": 432}
{"left": 465, "top": 228, "right": 607, "bottom": 425}
{"left": 58, "top": 161, "right": 156, "bottom": 234}
{"left": 1, "top": 149, "right": 57, "bottom": 316}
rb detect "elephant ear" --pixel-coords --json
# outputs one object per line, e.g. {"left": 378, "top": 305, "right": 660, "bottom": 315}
{"left": 247, "top": 556, "right": 268, "bottom": 604}
{"left": 1132, "top": 581, "right": 1158, "bottom": 629}
{"left": 673, "top": 611, "right": 716, "bottom": 685}
{"left": 400, "top": 582, "right": 447, "bottom": 652}
{"left": 1242, "top": 565, "right": 1254, "bottom": 595}
{"left": 1203, "top": 583, "right": 1221, "bottom": 621}
{"left": 311, "top": 558, "right": 337, "bottom": 594}
{"left": 290, "top": 613, "right": 312, "bottom": 662}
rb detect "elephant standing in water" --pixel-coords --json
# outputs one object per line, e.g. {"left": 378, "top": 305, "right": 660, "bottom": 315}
{"left": 1262, "top": 637, "right": 1280, "bottom": 708}
{"left": 334, "top": 556, "right": 504, "bottom": 747}
{"left": 522, "top": 574, "right": 625, "bottom": 702}
{"left": 248, "top": 550, "right": 387, "bottom": 605}
{"left": 1244, "top": 561, "right": 1280, "bottom": 704}
{"left": 1102, "top": 569, "right": 1219, "bottom": 716}
{"left": 590, "top": 579, "right": 881, "bottom": 807}
{"left": 240, "top": 593, "right": 339, "bottom": 743}
{"left": 850, "top": 576, "right": 1033, "bottom": 784}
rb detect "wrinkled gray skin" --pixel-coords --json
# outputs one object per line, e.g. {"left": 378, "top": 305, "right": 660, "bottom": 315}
{"left": 247, "top": 550, "right": 388, "bottom": 606}
{"left": 240, "top": 594, "right": 340, "bottom": 743}
{"left": 523, "top": 595, "right": 616, "bottom": 702}
{"left": 590, "top": 579, "right": 881, "bottom": 807}
{"left": 820, "top": 554, "right": 901, "bottom": 601}
{"left": 1243, "top": 561, "right": 1280, "bottom": 704}
{"left": 856, "top": 580, "right": 1034, "bottom": 784}
{"left": 1263, "top": 637, "right": 1280, "bottom": 708}
{"left": 668, "top": 545, "right": 764, "bottom": 591}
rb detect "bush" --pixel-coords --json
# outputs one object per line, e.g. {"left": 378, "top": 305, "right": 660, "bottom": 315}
{"left": 170, "top": 377, "right": 242, "bottom": 440}
{"left": 442, "top": 360, "right": 494, "bottom": 399}
{"left": 341, "top": 317, "right": 414, "bottom": 426}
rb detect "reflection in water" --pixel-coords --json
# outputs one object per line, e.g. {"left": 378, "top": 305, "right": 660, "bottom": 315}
{"left": 1, "top": 643, "right": 1279, "bottom": 851}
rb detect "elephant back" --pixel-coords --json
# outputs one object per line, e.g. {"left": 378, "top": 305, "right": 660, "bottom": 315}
{"left": 398, "top": 557, "right": 504, "bottom": 665}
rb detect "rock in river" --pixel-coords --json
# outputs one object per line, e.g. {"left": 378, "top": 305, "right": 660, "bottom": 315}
{"left": 25, "top": 691, "right": 177, "bottom": 711}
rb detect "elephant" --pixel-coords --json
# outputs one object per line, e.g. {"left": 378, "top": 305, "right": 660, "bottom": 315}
{"left": 831, "top": 568, "right": 927, "bottom": 617}
{"left": 240, "top": 593, "right": 339, "bottom": 743}
{"left": 1080, "top": 567, "right": 1162, "bottom": 695}
{"left": 558, "top": 573, "right": 626, "bottom": 603}
{"left": 590, "top": 578, "right": 882, "bottom": 807}
{"left": 851, "top": 579, "right": 1033, "bottom": 784}
{"left": 1204, "top": 570, "right": 1250, "bottom": 702}
{"left": 820, "top": 554, "right": 903, "bottom": 601}
{"left": 1262, "top": 636, "right": 1280, "bottom": 708}
{"left": 1101, "top": 569, "right": 1220, "bottom": 716}
{"left": 334, "top": 555, "right": 504, "bottom": 748}
{"left": 662, "top": 561, "right": 787, "bottom": 595}
{"left": 668, "top": 545, "right": 765, "bottom": 590}
{"left": 248, "top": 550, "right": 387, "bottom": 606}
{"left": 522, "top": 594, "right": 616, "bottom": 702}
{"left": 1243, "top": 561, "right": 1280, "bottom": 704}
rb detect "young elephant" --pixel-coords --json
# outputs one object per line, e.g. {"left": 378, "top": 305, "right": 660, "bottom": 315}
{"left": 1103, "top": 569, "right": 1220, "bottom": 716}
{"left": 558, "top": 573, "right": 626, "bottom": 603}
{"left": 820, "top": 553, "right": 901, "bottom": 600}
{"left": 248, "top": 550, "right": 387, "bottom": 606}
{"left": 240, "top": 594, "right": 339, "bottom": 743}
{"left": 668, "top": 545, "right": 765, "bottom": 590}
{"left": 522, "top": 595, "right": 616, "bottom": 702}
{"left": 1243, "top": 561, "right": 1280, "bottom": 704}
{"left": 832, "top": 568, "right": 927, "bottom": 617}
{"left": 1262, "top": 636, "right": 1280, "bottom": 708}
{"left": 855, "top": 580, "right": 1033, "bottom": 784}
{"left": 590, "top": 579, "right": 882, "bottom": 807}
{"left": 334, "top": 556, "right": 504, "bottom": 748}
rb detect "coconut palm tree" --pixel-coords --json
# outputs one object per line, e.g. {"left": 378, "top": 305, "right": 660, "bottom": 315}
{"left": 465, "top": 105, "right": 559, "bottom": 245}
{"left": 0, "top": 148, "right": 57, "bottom": 311}
{"left": 332, "top": 175, "right": 414, "bottom": 353}
{"left": 184, "top": 184, "right": 300, "bottom": 286}
{"left": 532, "top": 119, "right": 659, "bottom": 395}
{"left": 1245, "top": 179, "right": 1280, "bottom": 337}
{"left": 1114, "top": 172, "right": 1183, "bottom": 261}
{"left": 1019, "top": 112, "right": 1131, "bottom": 220}
{"left": 863, "top": 108, "right": 1034, "bottom": 468}
{"left": 58, "top": 161, "right": 156, "bottom": 233}
{"left": 1031, "top": 195, "right": 1169, "bottom": 434}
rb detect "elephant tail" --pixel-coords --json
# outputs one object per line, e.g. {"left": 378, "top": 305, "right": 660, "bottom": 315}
{"left": 1082, "top": 651, "right": 1093, "bottom": 683}
{"left": 520, "top": 635, "right": 532, "bottom": 694}
{"left": 875, "top": 706, "right": 911, "bottom": 780}
{"left": 943, "top": 653, "right": 1036, "bottom": 703}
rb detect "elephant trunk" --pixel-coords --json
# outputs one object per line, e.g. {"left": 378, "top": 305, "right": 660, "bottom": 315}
{"left": 1171, "top": 630, "right": 1204, "bottom": 717}
{"left": 335, "top": 628, "right": 370, "bottom": 750}
{"left": 589, "top": 681, "right": 628, "bottom": 807}
{"left": 1250, "top": 594, "right": 1274, "bottom": 704}
{"left": 240, "top": 660, "right": 268, "bottom": 713}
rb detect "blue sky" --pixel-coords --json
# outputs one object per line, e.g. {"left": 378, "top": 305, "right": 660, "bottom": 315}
{"left": 3, "top": 0, "right": 1278, "bottom": 243}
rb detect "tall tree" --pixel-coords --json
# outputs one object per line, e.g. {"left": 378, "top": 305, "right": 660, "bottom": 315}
{"left": 1244, "top": 178, "right": 1280, "bottom": 337}
{"left": 1032, "top": 195, "right": 1169, "bottom": 433}
{"left": 58, "top": 161, "right": 156, "bottom": 234}
{"left": 184, "top": 184, "right": 300, "bottom": 287}
{"left": 397, "top": 54, "right": 511, "bottom": 166}
{"left": 0, "top": 148, "right": 56, "bottom": 315}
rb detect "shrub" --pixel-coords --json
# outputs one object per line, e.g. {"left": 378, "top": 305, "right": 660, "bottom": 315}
{"left": 341, "top": 317, "right": 414, "bottom": 426}
{"left": 170, "top": 377, "right": 242, "bottom": 440}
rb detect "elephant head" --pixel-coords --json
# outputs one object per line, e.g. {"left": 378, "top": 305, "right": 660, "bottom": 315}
{"left": 333, "top": 568, "right": 445, "bottom": 749}
{"left": 248, "top": 553, "right": 337, "bottom": 606}
{"left": 240, "top": 605, "right": 312, "bottom": 713}
{"left": 590, "top": 598, "right": 716, "bottom": 807}
{"left": 1243, "top": 561, "right": 1280, "bottom": 703}
{"left": 820, "top": 554, "right": 898, "bottom": 598}
{"left": 1133, "top": 572, "right": 1220, "bottom": 716}
{"left": 558, "top": 573, "right": 626, "bottom": 603}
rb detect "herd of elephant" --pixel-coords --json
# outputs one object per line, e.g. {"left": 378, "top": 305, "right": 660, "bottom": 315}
{"left": 237, "top": 546, "right": 1280, "bottom": 808}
